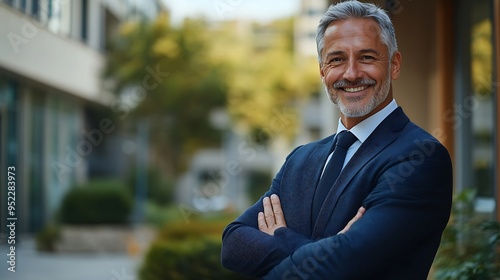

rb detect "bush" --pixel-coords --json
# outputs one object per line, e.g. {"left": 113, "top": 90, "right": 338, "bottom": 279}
{"left": 35, "top": 224, "right": 60, "bottom": 252}
{"left": 139, "top": 214, "right": 253, "bottom": 280}
{"left": 140, "top": 237, "right": 251, "bottom": 280}
{"left": 60, "top": 179, "right": 133, "bottom": 225}
{"left": 433, "top": 189, "right": 500, "bottom": 280}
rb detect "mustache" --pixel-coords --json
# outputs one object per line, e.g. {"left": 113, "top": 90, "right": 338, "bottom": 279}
{"left": 333, "top": 79, "right": 376, "bottom": 89}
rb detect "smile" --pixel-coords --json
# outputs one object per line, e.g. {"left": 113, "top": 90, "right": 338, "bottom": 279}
{"left": 343, "top": 86, "right": 369, "bottom": 93}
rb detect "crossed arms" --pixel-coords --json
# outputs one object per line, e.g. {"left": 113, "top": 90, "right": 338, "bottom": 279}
{"left": 257, "top": 194, "right": 365, "bottom": 236}
{"left": 221, "top": 139, "right": 453, "bottom": 279}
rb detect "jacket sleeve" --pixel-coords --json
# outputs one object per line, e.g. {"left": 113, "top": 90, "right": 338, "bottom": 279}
{"left": 221, "top": 146, "right": 313, "bottom": 278}
{"left": 263, "top": 140, "right": 453, "bottom": 279}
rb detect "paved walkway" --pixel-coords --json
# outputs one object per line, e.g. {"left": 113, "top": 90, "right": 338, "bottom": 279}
{"left": 1, "top": 236, "right": 141, "bottom": 280}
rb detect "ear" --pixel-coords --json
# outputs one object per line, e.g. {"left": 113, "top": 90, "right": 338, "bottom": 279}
{"left": 390, "top": 51, "right": 402, "bottom": 80}
{"left": 319, "top": 63, "right": 325, "bottom": 82}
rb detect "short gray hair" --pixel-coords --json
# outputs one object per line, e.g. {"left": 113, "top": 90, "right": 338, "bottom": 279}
{"left": 316, "top": 0, "right": 398, "bottom": 63}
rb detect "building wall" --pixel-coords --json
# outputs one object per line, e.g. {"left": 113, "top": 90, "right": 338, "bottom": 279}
{"left": 0, "top": 0, "right": 166, "bottom": 235}
{"left": 390, "top": 0, "right": 438, "bottom": 133}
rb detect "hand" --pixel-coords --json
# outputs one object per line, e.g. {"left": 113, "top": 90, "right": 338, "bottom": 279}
{"left": 258, "top": 194, "right": 287, "bottom": 235}
{"left": 338, "top": 206, "right": 365, "bottom": 234}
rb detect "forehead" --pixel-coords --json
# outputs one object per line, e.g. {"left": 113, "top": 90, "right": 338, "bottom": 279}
{"left": 323, "top": 17, "right": 384, "bottom": 52}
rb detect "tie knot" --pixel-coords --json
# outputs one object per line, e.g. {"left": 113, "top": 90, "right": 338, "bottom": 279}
{"left": 336, "top": 131, "right": 357, "bottom": 148}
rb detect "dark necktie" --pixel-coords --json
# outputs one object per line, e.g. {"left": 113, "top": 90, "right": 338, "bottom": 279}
{"left": 312, "top": 130, "right": 357, "bottom": 225}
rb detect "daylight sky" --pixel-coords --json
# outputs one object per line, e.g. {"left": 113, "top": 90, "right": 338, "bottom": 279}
{"left": 162, "top": 0, "right": 301, "bottom": 24}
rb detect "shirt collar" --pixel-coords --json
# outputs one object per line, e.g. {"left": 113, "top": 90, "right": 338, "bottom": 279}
{"left": 336, "top": 99, "right": 398, "bottom": 143}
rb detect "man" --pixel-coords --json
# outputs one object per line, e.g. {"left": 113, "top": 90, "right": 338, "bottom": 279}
{"left": 221, "top": 1, "right": 453, "bottom": 279}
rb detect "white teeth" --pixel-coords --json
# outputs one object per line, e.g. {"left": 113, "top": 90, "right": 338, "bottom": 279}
{"left": 344, "top": 86, "right": 368, "bottom": 92}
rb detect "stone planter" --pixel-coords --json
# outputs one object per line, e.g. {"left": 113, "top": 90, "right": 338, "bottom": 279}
{"left": 55, "top": 225, "right": 155, "bottom": 255}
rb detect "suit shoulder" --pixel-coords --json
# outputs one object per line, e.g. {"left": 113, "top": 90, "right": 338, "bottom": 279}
{"left": 403, "top": 121, "right": 442, "bottom": 143}
{"left": 400, "top": 121, "right": 451, "bottom": 159}
{"left": 285, "top": 134, "right": 334, "bottom": 159}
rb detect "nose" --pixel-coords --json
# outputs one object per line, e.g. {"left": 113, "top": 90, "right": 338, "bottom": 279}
{"left": 343, "top": 59, "right": 360, "bottom": 82}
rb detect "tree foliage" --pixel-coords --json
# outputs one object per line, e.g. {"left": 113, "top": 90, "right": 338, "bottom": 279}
{"left": 211, "top": 19, "right": 320, "bottom": 143}
{"left": 104, "top": 14, "right": 320, "bottom": 174}
{"left": 104, "top": 14, "right": 227, "bottom": 174}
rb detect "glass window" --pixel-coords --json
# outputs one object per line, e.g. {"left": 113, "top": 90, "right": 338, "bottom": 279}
{"left": 471, "top": 20, "right": 494, "bottom": 195}
{"left": 20, "top": 0, "right": 26, "bottom": 12}
{"left": 31, "top": 0, "right": 39, "bottom": 19}
{"left": 81, "top": 0, "right": 88, "bottom": 41}
{"left": 470, "top": 0, "right": 495, "bottom": 213}
{"left": 46, "top": 0, "right": 72, "bottom": 35}
{"left": 29, "top": 91, "right": 45, "bottom": 232}
{"left": 0, "top": 80, "right": 19, "bottom": 235}
{"left": 455, "top": 0, "right": 496, "bottom": 214}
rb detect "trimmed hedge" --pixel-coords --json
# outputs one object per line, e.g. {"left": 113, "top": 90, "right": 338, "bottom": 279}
{"left": 139, "top": 215, "right": 253, "bottom": 280}
{"left": 140, "top": 237, "right": 250, "bottom": 280}
{"left": 60, "top": 179, "right": 133, "bottom": 225}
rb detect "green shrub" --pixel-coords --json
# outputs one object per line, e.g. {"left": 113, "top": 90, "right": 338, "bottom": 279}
{"left": 433, "top": 189, "right": 500, "bottom": 280}
{"left": 157, "top": 218, "right": 231, "bottom": 241}
{"left": 140, "top": 237, "right": 251, "bottom": 280}
{"left": 139, "top": 214, "right": 252, "bottom": 280}
{"left": 35, "top": 224, "right": 60, "bottom": 252}
{"left": 60, "top": 179, "right": 133, "bottom": 225}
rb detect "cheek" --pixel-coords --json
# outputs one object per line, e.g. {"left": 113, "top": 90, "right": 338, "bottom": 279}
{"left": 322, "top": 67, "right": 340, "bottom": 85}
{"left": 365, "top": 65, "right": 389, "bottom": 80}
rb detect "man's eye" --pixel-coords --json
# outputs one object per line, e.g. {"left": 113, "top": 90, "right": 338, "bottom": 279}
{"left": 361, "top": 56, "right": 375, "bottom": 60}
{"left": 328, "top": 57, "right": 343, "bottom": 64}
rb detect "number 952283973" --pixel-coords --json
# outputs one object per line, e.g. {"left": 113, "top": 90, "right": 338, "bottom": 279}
{"left": 7, "top": 166, "right": 16, "bottom": 217}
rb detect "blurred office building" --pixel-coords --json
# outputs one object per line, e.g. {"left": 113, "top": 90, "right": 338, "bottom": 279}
{"left": 294, "top": 0, "right": 333, "bottom": 145}
{"left": 0, "top": 0, "right": 166, "bottom": 236}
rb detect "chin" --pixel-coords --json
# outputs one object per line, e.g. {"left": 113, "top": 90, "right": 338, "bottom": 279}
{"left": 340, "top": 108, "right": 372, "bottom": 118}
{"left": 338, "top": 100, "right": 377, "bottom": 118}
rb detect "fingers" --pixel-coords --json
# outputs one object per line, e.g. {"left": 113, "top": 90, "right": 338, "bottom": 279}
{"left": 258, "top": 212, "right": 267, "bottom": 231}
{"left": 350, "top": 206, "right": 365, "bottom": 223}
{"left": 270, "top": 194, "right": 287, "bottom": 227}
{"left": 338, "top": 206, "right": 366, "bottom": 235}
{"left": 258, "top": 195, "right": 287, "bottom": 235}
{"left": 263, "top": 197, "right": 275, "bottom": 226}
{"left": 353, "top": 206, "right": 365, "bottom": 220}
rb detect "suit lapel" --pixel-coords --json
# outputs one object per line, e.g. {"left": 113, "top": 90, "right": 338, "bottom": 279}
{"left": 312, "top": 108, "right": 409, "bottom": 238}
{"left": 304, "top": 141, "right": 332, "bottom": 235}
{"left": 281, "top": 135, "right": 334, "bottom": 237}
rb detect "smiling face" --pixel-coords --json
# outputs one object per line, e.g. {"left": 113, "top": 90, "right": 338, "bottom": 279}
{"left": 320, "top": 18, "right": 401, "bottom": 128}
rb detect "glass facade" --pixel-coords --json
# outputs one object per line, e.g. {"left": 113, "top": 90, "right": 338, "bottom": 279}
{"left": 1, "top": 0, "right": 163, "bottom": 235}
{"left": 28, "top": 91, "right": 45, "bottom": 232}
{"left": 0, "top": 80, "right": 19, "bottom": 236}
{"left": 0, "top": 77, "right": 83, "bottom": 234}
{"left": 455, "top": 0, "right": 497, "bottom": 215}
{"left": 1, "top": 0, "right": 72, "bottom": 35}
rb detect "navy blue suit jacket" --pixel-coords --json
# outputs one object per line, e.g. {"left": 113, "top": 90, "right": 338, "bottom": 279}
{"left": 221, "top": 107, "right": 453, "bottom": 279}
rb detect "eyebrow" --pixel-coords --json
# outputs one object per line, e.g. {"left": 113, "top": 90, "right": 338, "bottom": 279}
{"left": 324, "top": 51, "right": 344, "bottom": 58}
{"left": 359, "top": 48, "right": 381, "bottom": 56}
{"left": 325, "top": 48, "right": 381, "bottom": 58}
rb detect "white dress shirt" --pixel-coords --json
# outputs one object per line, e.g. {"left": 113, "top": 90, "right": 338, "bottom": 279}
{"left": 322, "top": 99, "right": 399, "bottom": 174}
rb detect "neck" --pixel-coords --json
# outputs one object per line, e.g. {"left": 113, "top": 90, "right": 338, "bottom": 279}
{"left": 340, "top": 93, "right": 393, "bottom": 129}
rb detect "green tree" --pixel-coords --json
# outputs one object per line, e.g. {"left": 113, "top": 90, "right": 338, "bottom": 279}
{"left": 104, "top": 14, "right": 227, "bottom": 174}
{"left": 211, "top": 19, "right": 320, "bottom": 144}
{"left": 104, "top": 15, "right": 320, "bottom": 175}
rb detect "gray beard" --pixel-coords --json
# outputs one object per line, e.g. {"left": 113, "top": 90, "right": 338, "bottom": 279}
{"left": 327, "top": 71, "right": 392, "bottom": 118}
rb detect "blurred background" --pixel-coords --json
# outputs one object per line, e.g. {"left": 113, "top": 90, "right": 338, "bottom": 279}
{"left": 0, "top": 0, "right": 499, "bottom": 279}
